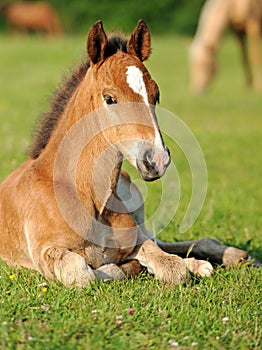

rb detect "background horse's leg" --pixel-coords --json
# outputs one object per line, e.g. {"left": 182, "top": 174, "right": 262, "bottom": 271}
{"left": 246, "top": 18, "right": 262, "bottom": 90}
{"left": 234, "top": 29, "right": 252, "bottom": 87}
{"left": 157, "top": 238, "right": 249, "bottom": 267}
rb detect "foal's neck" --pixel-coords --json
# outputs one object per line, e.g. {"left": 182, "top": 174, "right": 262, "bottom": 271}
{"left": 77, "top": 137, "right": 123, "bottom": 214}
{"left": 38, "top": 73, "right": 123, "bottom": 214}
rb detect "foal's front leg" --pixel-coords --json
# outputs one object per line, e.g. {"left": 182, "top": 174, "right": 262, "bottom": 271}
{"left": 129, "top": 237, "right": 214, "bottom": 284}
{"left": 131, "top": 239, "right": 191, "bottom": 285}
{"left": 40, "top": 247, "right": 96, "bottom": 286}
{"left": 40, "top": 247, "right": 126, "bottom": 287}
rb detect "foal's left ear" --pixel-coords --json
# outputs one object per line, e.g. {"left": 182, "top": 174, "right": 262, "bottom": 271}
{"left": 87, "top": 20, "right": 108, "bottom": 64}
{"left": 128, "top": 20, "right": 151, "bottom": 61}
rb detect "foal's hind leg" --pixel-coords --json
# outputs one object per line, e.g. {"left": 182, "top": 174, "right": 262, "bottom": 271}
{"left": 117, "top": 172, "right": 213, "bottom": 279}
{"left": 157, "top": 238, "right": 250, "bottom": 267}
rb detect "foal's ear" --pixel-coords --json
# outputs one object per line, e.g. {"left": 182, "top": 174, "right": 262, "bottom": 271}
{"left": 128, "top": 20, "right": 151, "bottom": 61}
{"left": 87, "top": 20, "right": 108, "bottom": 64}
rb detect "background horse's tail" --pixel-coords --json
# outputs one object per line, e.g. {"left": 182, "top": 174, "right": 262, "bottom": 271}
{"left": 46, "top": 4, "right": 63, "bottom": 35}
{"left": 0, "top": 3, "right": 8, "bottom": 14}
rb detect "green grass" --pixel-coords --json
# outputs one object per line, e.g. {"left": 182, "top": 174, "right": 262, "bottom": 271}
{"left": 0, "top": 33, "right": 261, "bottom": 349}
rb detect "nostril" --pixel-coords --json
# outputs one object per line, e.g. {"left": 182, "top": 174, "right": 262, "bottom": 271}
{"left": 145, "top": 150, "right": 153, "bottom": 164}
{"left": 143, "top": 150, "right": 158, "bottom": 173}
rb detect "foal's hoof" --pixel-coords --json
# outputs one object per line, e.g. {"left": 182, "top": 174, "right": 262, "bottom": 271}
{"left": 95, "top": 263, "right": 126, "bottom": 281}
{"left": 155, "top": 254, "right": 190, "bottom": 286}
{"left": 222, "top": 247, "right": 249, "bottom": 267}
{"left": 184, "top": 258, "right": 213, "bottom": 277}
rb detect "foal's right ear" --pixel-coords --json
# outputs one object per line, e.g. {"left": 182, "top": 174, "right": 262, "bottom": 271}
{"left": 87, "top": 20, "right": 108, "bottom": 64}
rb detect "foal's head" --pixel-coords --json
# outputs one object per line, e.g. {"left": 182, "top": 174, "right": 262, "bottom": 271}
{"left": 85, "top": 20, "right": 170, "bottom": 181}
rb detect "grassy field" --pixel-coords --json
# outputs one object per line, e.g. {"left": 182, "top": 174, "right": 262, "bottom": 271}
{"left": 0, "top": 33, "right": 261, "bottom": 349}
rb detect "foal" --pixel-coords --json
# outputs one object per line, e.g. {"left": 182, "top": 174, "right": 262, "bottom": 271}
{"left": 0, "top": 21, "right": 251, "bottom": 287}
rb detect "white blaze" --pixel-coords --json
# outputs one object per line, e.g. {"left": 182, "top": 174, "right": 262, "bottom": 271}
{"left": 126, "top": 66, "right": 149, "bottom": 105}
{"left": 126, "top": 65, "right": 163, "bottom": 148}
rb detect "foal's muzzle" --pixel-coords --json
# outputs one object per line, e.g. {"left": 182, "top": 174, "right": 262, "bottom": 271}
{"left": 137, "top": 146, "right": 170, "bottom": 181}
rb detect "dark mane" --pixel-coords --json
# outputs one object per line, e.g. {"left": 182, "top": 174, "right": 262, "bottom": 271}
{"left": 105, "top": 33, "right": 127, "bottom": 56}
{"left": 29, "top": 33, "right": 128, "bottom": 159}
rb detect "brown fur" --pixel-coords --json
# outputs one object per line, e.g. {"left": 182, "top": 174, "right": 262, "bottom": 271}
{"left": 1, "top": 1, "right": 63, "bottom": 35}
{"left": 190, "top": 0, "right": 262, "bottom": 92}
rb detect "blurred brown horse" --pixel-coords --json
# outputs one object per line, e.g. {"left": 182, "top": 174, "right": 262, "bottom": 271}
{"left": 0, "top": 1, "right": 62, "bottom": 35}
{"left": 190, "top": 0, "right": 262, "bottom": 92}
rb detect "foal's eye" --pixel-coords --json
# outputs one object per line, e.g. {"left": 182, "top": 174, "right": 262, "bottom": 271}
{"left": 103, "top": 94, "right": 117, "bottom": 105}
